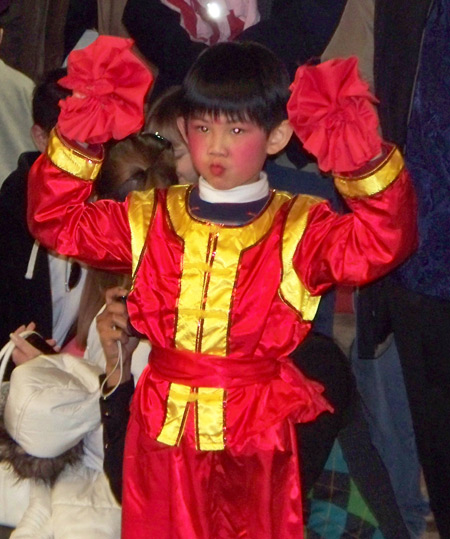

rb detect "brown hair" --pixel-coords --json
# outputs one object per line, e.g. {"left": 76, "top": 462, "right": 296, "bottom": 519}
{"left": 95, "top": 132, "right": 178, "bottom": 201}
{"left": 76, "top": 132, "right": 178, "bottom": 348}
{"left": 146, "top": 86, "right": 185, "bottom": 146}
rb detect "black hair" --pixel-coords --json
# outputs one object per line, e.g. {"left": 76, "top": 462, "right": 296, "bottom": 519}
{"left": 181, "top": 41, "right": 290, "bottom": 133}
{"left": 32, "top": 68, "right": 70, "bottom": 133}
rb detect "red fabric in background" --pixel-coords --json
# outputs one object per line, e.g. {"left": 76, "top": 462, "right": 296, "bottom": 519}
{"left": 58, "top": 36, "right": 153, "bottom": 143}
{"left": 287, "top": 57, "right": 382, "bottom": 174}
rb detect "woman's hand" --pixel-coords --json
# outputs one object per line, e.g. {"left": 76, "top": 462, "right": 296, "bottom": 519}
{"left": 9, "top": 322, "right": 58, "bottom": 366}
{"left": 96, "top": 286, "right": 139, "bottom": 388}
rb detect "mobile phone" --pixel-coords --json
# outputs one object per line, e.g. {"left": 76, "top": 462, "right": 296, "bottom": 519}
{"left": 24, "top": 332, "right": 57, "bottom": 354}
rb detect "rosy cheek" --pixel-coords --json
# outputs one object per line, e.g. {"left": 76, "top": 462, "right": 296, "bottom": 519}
{"left": 232, "top": 138, "right": 265, "bottom": 168}
{"left": 187, "top": 135, "right": 204, "bottom": 164}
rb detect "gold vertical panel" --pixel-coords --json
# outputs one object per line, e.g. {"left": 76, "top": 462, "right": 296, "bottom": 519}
{"left": 280, "top": 195, "right": 323, "bottom": 321}
{"left": 166, "top": 187, "right": 292, "bottom": 355}
{"left": 127, "top": 189, "right": 156, "bottom": 275}
{"left": 196, "top": 387, "right": 226, "bottom": 451}
{"left": 157, "top": 382, "right": 191, "bottom": 446}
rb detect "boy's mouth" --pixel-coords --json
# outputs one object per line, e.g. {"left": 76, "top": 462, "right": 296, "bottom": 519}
{"left": 210, "top": 164, "right": 225, "bottom": 176}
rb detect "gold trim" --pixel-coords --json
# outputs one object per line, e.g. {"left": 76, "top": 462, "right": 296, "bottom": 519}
{"left": 196, "top": 387, "right": 225, "bottom": 451}
{"left": 166, "top": 186, "right": 292, "bottom": 355}
{"left": 280, "top": 196, "right": 323, "bottom": 321}
{"left": 156, "top": 382, "right": 191, "bottom": 446}
{"left": 47, "top": 128, "right": 103, "bottom": 181}
{"left": 127, "top": 189, "right": 156, "bottom": 276}
{"left": 157, "top": 383, "right": 226, "bottom": 450}
{"left": 334, "top": 147, "right": 404, "bottom": 198}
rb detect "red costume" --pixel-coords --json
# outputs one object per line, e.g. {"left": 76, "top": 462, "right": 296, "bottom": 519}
{"left": 28, "top": 128, "right": 416, "bottom": 538}
{"left": 26, "top": 38, "right": 417, "bottom": 538}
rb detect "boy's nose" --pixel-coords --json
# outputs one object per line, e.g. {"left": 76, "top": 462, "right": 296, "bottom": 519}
{"left": 208, "top": 132, "right": 228, "bottom": 156}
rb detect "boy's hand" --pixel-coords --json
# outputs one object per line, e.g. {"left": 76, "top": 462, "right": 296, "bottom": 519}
{"left": 287, "top": 57, "right": 382, "bottom": 174}
{"left": 57, "top": 36, "right": 154, "bottom": 144}
{"left": 96, "top": 286, "right": 138, "bottom": 387}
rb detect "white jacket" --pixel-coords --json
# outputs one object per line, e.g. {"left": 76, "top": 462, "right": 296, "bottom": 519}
{"left": 0, "top": 307, "right": 150, "bottom": 537}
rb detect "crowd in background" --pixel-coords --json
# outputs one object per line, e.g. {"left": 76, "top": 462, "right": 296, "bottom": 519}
{"left": 0, "top": 0, "right": 448, "bottom": 537}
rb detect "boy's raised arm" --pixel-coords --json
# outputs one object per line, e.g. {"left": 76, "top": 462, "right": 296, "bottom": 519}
{"left": 27, "top": 130, "right": 134, "bottom": 272}
{"left": 287, "top": 57, "right": 418, "bottom": 293}
{"left": 27, "top": 37, "right": 154, "bottom": 273}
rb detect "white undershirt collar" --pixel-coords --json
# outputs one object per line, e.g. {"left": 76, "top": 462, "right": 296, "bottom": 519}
{"left": 198, "top": 172, "right": 269, "bottom": 203}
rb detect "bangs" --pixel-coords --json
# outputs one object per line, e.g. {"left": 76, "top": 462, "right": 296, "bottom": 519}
{"left": 184, "top": 82, "right": 270, "bottom": 126}
{"left": 182, "top": 42, "right": 290, "bottom": 132}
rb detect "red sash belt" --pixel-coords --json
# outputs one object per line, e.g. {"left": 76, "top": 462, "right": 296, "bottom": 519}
{"left": 150, "top": 346, "right": 280, "bottom": 388}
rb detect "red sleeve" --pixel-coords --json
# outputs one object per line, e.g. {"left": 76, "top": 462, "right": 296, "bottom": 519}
{"left": 27, "top": 133, "right": 133, "bottom": 273}
{"left": 293, "top": 147, "right": 418, "bottom": 295}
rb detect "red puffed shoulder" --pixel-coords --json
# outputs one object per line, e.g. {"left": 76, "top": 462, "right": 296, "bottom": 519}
{"left": 58, "top": 36, "right": 154, "bottom": 144}
{"left": 287, "top": 57, "right": 382, "bottom": 174}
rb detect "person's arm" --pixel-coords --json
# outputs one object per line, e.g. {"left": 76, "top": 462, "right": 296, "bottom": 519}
{"left": 97, "top": 286, "right": 139, "bottom": 504}
{"left": 27, "top": 36, "right": 153, "bottom": 272}
{"left": 97, "top": 286, "right": 138, "bottom": 390}
{"left": 286, "top": 57, "right": 417, "bottom": 294}
{"left": 27, "top": 132, "right": 133, "bottom": 272}
{"left": 293, "top": 146, "right": 417, "bottom": 295}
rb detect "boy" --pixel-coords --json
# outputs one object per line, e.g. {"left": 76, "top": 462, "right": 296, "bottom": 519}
{"left": 27, "top": 39, "right": 416, "bottom": 538}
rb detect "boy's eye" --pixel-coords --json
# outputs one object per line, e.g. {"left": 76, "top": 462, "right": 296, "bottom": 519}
{"left": 195, "top": 125, "right": 208, "bottom": 133}
{"left": 231, "top": 127, "right": 244, "bottom": 135}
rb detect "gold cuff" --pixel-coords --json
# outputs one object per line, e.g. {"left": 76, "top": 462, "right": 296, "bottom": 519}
{"left": 47, "top": 128, "right": 103, "bottom": 181}
{"left": 334, "top": 147, "right": 404, "bottom": 198}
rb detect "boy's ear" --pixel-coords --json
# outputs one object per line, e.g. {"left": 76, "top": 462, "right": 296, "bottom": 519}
{"left": 266, "top": 120, "right": 293, "bottom": 156}
{"left": 31, "top": 124, "right": 49, "bottom": 153}
{"left": 176, "top": 117, "right": 189, "bottom": 145}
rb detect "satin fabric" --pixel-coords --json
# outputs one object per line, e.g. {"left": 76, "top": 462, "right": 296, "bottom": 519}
{"left": 123, "top": 405, "right": 302, "bottom": 539}
{"left": 135, "top": 346, "right": 331, "bottom": 450}
{"left": 58, "top": 36, "right": 153, "bottom": 144}
{"left": 287, "top": 57, "right": 382, "bottom": 174}
{"left": 27, "top": 148, "right": 417, "bottom": 538}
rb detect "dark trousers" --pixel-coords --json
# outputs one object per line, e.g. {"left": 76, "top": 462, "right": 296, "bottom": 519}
{"left": 293, "top": 332, "right": 409, "bottom": 537}
{"left": 292, "top": 332, "right": 355, "bottom": 500}
{"left": 389, "top": 280, "right": 450, "bottom": 538}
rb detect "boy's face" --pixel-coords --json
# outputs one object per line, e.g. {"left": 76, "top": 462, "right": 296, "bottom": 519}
{"left": 184, "top": 114, "right": 272, "bottom": 190}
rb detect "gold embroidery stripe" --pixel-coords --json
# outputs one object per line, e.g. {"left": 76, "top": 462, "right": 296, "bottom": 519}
{"left": 47, "top": 128, "right": 103, "bottom": 181}
{"left": 280, "top": 196, "right": 322, "bottom": 321}
{"left": 128, "top": 189, "right": 156, "bottom": 275}
{"left": 196, "top": 387, "right": 225, "bottom": 451}
{"left": 157, "top": 383, "right": 191, "bottom": 446}
{"left": 157, "top": 383, "right": 225, "bottom": 450}
{"left": 167, "top": 186, "right": 293, "bottom": 355}
{"left": 334, "top": 147, "right": 404, "bottom": 198}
